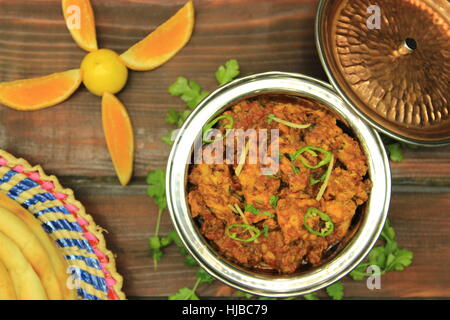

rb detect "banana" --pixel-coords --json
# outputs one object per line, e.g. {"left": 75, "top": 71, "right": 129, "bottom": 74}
{"left": 0, "top": 192, "right": 76, "bottom": 299}
{"left": 0, "top": 206, "right": 63, "bottom": 299}
{"left": 0, "top": 259, "right": 16, "bottom": 300}
{"left": 0, "top": 232, "right": 47, "bottom": 299}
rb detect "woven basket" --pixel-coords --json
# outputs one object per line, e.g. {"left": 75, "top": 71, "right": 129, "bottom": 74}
{"left": 0, "top": 150, "right": 125, "bottom": 300}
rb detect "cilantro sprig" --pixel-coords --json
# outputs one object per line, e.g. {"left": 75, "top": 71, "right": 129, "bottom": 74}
{"left": 350, "top": 219, "right": 413, "bottom": 280}
{"left": 163, "top": 60, "right": 241, "bottom": 145}
{"left": 146, "top": 169, "right": 169, "bottom": 270}
{"left": 215, "top": 59, "right": 240, "bottom": 85}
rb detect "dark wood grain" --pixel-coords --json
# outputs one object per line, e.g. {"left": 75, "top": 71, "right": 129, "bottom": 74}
{"left": 72, "top": 184, "right": 450, "bottom": 298}
{"left": 1, "top": 0, "right": 449, "bottom": 182}
{"left": 0, "top": 0, "right": 449, "bottom": 299}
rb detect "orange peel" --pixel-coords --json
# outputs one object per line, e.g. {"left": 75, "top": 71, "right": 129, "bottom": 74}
{"left": 120, "top": 1, "right": 194, "bottom": 71}
{"left": 0, "top": 69, "right": 82, "bottom": 111}
{"left": 102, "top": 93, "right": 134, "bottom": 186}
{"left": 62, "top": 0, "right": 98, "bottom": 52}
{"left": 0, "top": 1, "right": 195, "bottom": 185}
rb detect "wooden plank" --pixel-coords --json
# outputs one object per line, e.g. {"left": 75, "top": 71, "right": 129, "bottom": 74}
{"left": 1, "top": 0, "right": 448, "bottom": 183}
{"left": 70, "top": 183, "right": 450, "bottom": 298}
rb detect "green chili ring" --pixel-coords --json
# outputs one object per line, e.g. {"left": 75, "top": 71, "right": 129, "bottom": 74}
{"left": 293, "top": 146, "right": 332, "bottom": 169}
{"left": 202, "top": 115, "right": 234, "bottom": 143}
{"left": 304, "top": 208, "right": 334, "bottom": 237}
{"left": 226, "top": 224, "right": 261, "bottom": 242}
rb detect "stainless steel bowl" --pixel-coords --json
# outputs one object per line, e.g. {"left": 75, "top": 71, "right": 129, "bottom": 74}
{"left": 166, "top": 72, "right": 391, "bottom": 297}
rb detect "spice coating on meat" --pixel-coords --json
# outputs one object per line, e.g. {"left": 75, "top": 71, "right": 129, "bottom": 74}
{"left": 187, "top": 96, "right": 371, "bottom": 274}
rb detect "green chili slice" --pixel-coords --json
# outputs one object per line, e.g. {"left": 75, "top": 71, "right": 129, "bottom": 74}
{"left": 304, "top": 208, "right": 334, "bottom": 237}
{"left": 226, "top": 224, "right": 261, "bottom": 242}
{"left": 202, "top": 115, "right": 234, "bottom": 143}
{"left": 292, "top": 146, "right": 332, "bottom": 169}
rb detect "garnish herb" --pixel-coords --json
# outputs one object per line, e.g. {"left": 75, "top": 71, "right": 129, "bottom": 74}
{"left": 263, "top": 225, "right": 269, "bottom": 237}
{"left": 350, "top": 219, "right": 413, "bottom": 280}
{"left": 215, "top": 59, "right": 240, "bottom": 85}
{"left": 267, "top": 114, "right": 311, "bottom": 129}
{"left": 244, "top": 204, "right": 260, "bottom": 214}
{"left": 291, "top": 164, "right": 300, "bottom": 175}
{"left": 262, "top": 211, "right": 275, "bottom": 218}
{"left": 304, "top": 208, "right": 334, "bottom": 237}
{"left": 168, "top": 77, "right": 210, "bottom": 109}
{"left": 310, "top": 173, "right": 326, "bottom": 186}
{"left": 233, "top": 204, "right": 258, "bottom": 241}
{"left": 269, "top": 195, "right": 279, "bottom": 209}
{"left": 326, "top": 281, "right": 344, "bottom": 300}
{"left": 303, "top": 293, "right": 319, "bottom": 300}
{"left": 226, "top": 224, "right": 261, "bottom": 242}
{"left": 163, "top": 60, "right": 240, "bottom": 145}
{"left": 315, "top": 154, "right": 334, "bottom": 201}
{"left": 235, "top": 140, "right": 250, "bottom": 176}
{"left": 146, "top": 169, "right": 169, "bottom": 270}
{"left": 292, "top": 146, "right": 332, "bottom": 169}
{"left": 202, "top": 114, "right": 234, "bottom": 143}
{"left": 386, "top": 143, "right": 404, "bottom": 162}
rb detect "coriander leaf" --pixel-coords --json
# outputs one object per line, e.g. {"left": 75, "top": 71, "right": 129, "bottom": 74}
{"left": 169, "top": 287, "right": 199, "bottom": 300}
{"left": 381, "top": 219, "right": 395, "bottom": 242}
{"left": 168, "top": 77, "right": 209, "bottom": 109}
{"left": 146, "top": 169, "right": 167, "bottom": 211}
{"left": 215, "top": 59, "right": 240, "bottom": 85}
{"left": 235, "top": 291, "right": 254, "bottom": 299}
{"left": 169, "top": 230, "right": 189, "bottom": 255}
{"left": 244, "top": 204, "right": 260, "bottom": 214}
{"left": 184, "top": 255, "right": 199, "bottom": 267}
{"left": 269, "top": 195, "right": 279, "bottom": 209}
{"left": 196, "top": 268, "right": 215, "bottom": 284}
{"left": 258, "top": 297, "right": 277, "bottom": 300}
{"left": 386, "top": 143, "right": 404, "bottom": 162}
{"left": 350, "top": 219, "right": 413, "bottom": 280}
{"left": 165, "top": 108, "right": 181, "bottom": 125}
{"left": 263, "top": 211, "right": 275, "bottom": 218}
{"left": 326, "top": 281, "right": 344, "bottom": 300}
{"left": 177, "top": 110, "right": 192, "bottom": 127}
{"left": 291, "top": 164, "right": 300, "bottom": 174}
{"left": 153, "top": 250, "right": 163, "bottom": 261}
{"left": 263, "top": 225, "right": 269, "bottom": 237}
{"left": 160, "top": 235, "right": 173, "bottom": 247}
{"left": 148, "top": 236, "right": 161, "bottom": 251}
{"left": 385, "top": 249, "right": 413, "bottom": 272}
{"left": 303, "top": 293, "right": 319, "bottom": 300}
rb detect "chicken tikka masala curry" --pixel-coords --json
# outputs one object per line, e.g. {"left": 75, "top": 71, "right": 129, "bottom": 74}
{"left": 187, "top": 95, "right": 371, "bottom": 274}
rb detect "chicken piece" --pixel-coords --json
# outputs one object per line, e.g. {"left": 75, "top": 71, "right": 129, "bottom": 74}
{"left": 276, "top": 197, "right": 319, "bottom": 244}
{"left": 188, "top": 190, "right": 204, "bottom": 218}
{"left": 322, "top": 199, "right": 357, "bottom": 242}
{"left": 279, "top": 156, "right": 310, "bottom": 193}
{"left": 303, "top": 112, "right": 343, "bottom": 151}
{"left": 237, "top": 164, "right": 280, "bottom": 223}
{"left": 324, "top": 167, "right": 370, "bottom": 205}
{"left": 189, "top": 164, "right": 239, "bottom": 223}
{"left": 259, "top": 231, "right": 308, "bottom": 273}
{"left": 335, "top": 133, "right": 368, "bottom": 177}
{"left": 215, "top": 236, "right": 262, "bottom": 267}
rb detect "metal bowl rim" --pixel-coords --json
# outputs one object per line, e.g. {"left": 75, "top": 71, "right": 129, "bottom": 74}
{"left": 166, "top": 71, "right": 391, "bottom": 297}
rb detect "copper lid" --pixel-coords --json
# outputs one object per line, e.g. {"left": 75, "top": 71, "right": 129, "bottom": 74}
{"left": 316, "top": 0, "right": 450, "bottom": 146}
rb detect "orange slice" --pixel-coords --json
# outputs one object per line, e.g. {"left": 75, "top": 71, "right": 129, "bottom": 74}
{"left": 0, "top": 69, "right": 82, "bottom": 111}
{"left": 120, "top": 1, "right": 194, "bottom": 71}
{"left": 62, "top": 0, "right": 98, "bottom": 52}
{"left": 102, "top": 93, "right": 134, "bottom": 186}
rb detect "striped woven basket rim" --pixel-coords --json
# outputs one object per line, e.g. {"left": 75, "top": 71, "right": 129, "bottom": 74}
{"left": 0, "top": 149, "right": 125, "bottom": 300}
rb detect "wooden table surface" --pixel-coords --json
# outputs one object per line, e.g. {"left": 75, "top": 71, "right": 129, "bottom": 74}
{"left": 1, "top": 0, "right": 449, "bottom": 299}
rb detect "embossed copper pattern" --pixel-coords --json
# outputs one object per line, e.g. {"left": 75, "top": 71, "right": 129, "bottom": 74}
{"left": 316, "top": 0, "right": 450, "bottom": 145}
